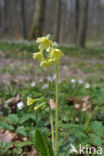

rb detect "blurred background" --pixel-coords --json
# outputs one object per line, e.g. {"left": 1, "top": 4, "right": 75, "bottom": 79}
{"left": 0, "top": 0, "right": 104, "bottom": 48}
{"left": 1, "top": 1, "right": 104, "bottom": 155}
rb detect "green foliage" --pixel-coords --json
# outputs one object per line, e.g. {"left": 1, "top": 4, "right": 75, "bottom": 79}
{"left": 91, "top": 121, "right": 104, "bottom": 137}
{"left": 0, "top": 41, "right": 38, "bottom": 58}
{"left": 16, "top": 126, "right": 27, "bottom": 136}
{"left": 59, "top": 121, "right": 104, "bottom": 154}
{"left": 8, "top": 114, "right": 19, "bottom": 124}
{"left": 16, "top": 141, "right": 33, "bottom": 148}
{"left": 89, "top": 134, "right": 102, "bottom": 147}
{"left": 0, "top": 121, "right": 14, "bottom": 131}
{"left": 20, "top": 113, "right": 36, "bottom": 124}
{"left": 34, "top": 130, "right": 54, "bottom": 156}
{"left": 1, "top": 41, "right": 104, "bottom": 59}
{"left": 0, "top": 141, "right": 13, "bottom": 154}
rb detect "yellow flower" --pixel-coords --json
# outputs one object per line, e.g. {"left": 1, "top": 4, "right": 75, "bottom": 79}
{"left": 40, "top": 59, "right": 53, "bottom": 68}
{"left": 47, "top": 59, "right": 55, "bottom": 66}
{"left": 50, "top": 49, "right": 64, "bottom": 63}
{"left": 34, "top": 106, "right": 38, "bottom": 110}
{"left": 40, "top": 60, "right": 48, "bottom": 68}
{"left": 33, "top": 52, "right": 44, "bottom": 62}
{"left": 27, "top": 97, "right": 35, "bottom": 106}
{"left": 34, "top": 102, "right": 46, "bottom": 111}
{"left": 36, "top": 37, "right": 51, "bottom": 51}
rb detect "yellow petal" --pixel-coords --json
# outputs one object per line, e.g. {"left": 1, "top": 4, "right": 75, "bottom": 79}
{"left": 36, "top": 37, "right": 46, "bottom": 43}
{"left": 40, "top": 60, "right": 48, "bottom": 68}
{"left": 36, "top": 36, "right": 51, "bottom": 51}
{"left": 27, "top": 97, "right": 35, "bottom": 106}
{"left": 33, "top": 52, "right": 44, "bottom": 62}
{"left": 50, "top": 49, "right": 64, "bottom": 61}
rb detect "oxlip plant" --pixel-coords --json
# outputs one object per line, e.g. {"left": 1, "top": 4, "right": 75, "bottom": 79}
{"left": 27, "top": 34, "right": 64, "bottom": 156}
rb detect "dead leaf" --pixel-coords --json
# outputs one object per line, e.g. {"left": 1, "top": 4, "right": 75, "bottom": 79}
{"left": 62, "top": 66, "right": 68, "bottom": 72}
{"left": 82, "top": 96, "right": 90, "bottom": 103}
{"left": 5, "top": 95, "right": 20, "bottom": 105}
{"left": 0, "top": 130, "right": 15, "bottom": 142}
{"left": 29, "top": 150, "right": 39, "bottom": 156}
{"left": 67, "top": 97, "right": 75, "bottom": 105}
{"left": 75, "top": 103, "right": 80, "bottom": 109}
{"left": 67, "top": 96, "right": 91, "bottom": 112}
{"left": 0, "top": 50, "right": 5, "bottom": 57}
{"left": 49, "top": 99, "right": 56, "bottom": 109}
{"left": 0, "top": 98, "right": 2, "bottom": 105}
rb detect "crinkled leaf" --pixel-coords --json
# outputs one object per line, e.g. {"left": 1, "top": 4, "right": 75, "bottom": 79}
{"left": 91, "top": 121, "right": 104, "bottom": 137}
{"left": 34, "top": 130, "right": 54, "bottom": 156}
{"left": 89, "top": 134, "right": 102, "bottom": 147}
{"left": 20, "top": 114, "right": 36, "bottom": 124}
{"left": 0, "top": 122, "right": 14, "bottom": 131}
{"left": 16, "top": 126, "right": 27, "bottom": 136}
{"left": 8, "top": 114, "right": 19, "bottom": 124}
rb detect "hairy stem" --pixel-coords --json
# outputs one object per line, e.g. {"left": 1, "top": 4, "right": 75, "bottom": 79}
{"left": 55, "top": 64, "right": 59, "bottom": 156}
{"left": 50, "top": 110, "right": 55, "bottom": 152}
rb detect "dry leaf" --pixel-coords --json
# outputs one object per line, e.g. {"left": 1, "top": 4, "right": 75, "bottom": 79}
{"left": 67, "top": 97, "right": 75, "bottom": 105}
{"left": 49, "top": 99, "right": 56, "bottom": 109}
{"left": 5, "top": 95, "right": 20, "bottom": 105}
{"left": 0, "top": 130, "right": 15, "bottom": 142}
{"left": 29, "top": 150, "right": 39, "bottom": 156}
{"left": 82, "top": 96, "right": 90, "bottom": 103}
{"left": 67, "top": 96, "right": 91, "bottom": 112}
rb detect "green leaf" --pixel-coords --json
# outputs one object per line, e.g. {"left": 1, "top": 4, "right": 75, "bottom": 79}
{"left": 16, "top": 126, "right": 27, "bottom": 136}
{"left": 8, "top": 114, "right": 19, "bottom": 124}
{"left": 100, "top": 147, "right": 104, "bottom": 156}
{"left": 89, "top": 134, "right": 102, "bottom": 147}
{"left": 91, "top": 121, "right": 104, "bottom": 137}
{"left": 93, "top": 137, "right": 102, "bottom": 147}
{"left": 0, "top": 141, "right": 13, "bottom": 153}
{"left": 0, "top": 121, "right": 14, "bottom": 131}
{"left": 34, "top": 130, "right": 54, "bottom": 156}
{"left": 20, "top": 114, "right": 36, "bottom": 124}
{"left": 13, "top": 147, "right": 22, "bottom": 155}
{"left": 29, "top": 130, "right": 35, "bottom": 140}
{"left": 16, "top": 141, "right": 33, "bottom": 148}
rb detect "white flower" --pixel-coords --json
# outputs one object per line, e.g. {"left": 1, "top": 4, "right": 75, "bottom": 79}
{"left": 17, "top": 101, "right": 24, "bottom": 110}
{"left": 71, "top": 79, "right": 76, "bottom": 83}
{"left": 30, "top": 81, "right": 36, "bottom": 87}
{"left": 78, "top": 80, "right": 83, "bottom": 84}
{"left": 75, "top": 103, "right": 80, "bottom": 109}
{"left": 39, "top": 78, "right": 43, "bottom": 82}
{"left": 42, "top": 84, "right": 48, "bottom": 89}
{"left": 47, "top": 76, "right": 52, "bottom": 81}
{"left": 52, "top": 74, "right": 56, "bottom": 81}
{"left": 85, "top": 83, "right": 90, "bottom": 88}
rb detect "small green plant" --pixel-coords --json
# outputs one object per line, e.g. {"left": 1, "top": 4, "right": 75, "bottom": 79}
{"left": 26, "top": 35, "right": 64, "bottom": 156}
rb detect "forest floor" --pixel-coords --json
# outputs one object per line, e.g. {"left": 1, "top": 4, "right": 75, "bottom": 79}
{"left": 0, "top": 41, "right": 104, "bottom": 87}
{"left": 0, "top": 41, "right": 104, "bottom": 155}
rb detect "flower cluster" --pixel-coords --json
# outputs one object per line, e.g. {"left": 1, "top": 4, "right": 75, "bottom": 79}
{"left": 33, "top": 35, "right": 64, "bottom": 68}
{"left": 27, "top": 97, "right": 46, "bottom": 111}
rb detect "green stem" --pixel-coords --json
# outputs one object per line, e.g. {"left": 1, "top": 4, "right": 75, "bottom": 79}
{"left": 55, "top": 64, "right": 59, "bottom": 156}
{"left": 50, "top": 110, "right": 55, "bottom": 152}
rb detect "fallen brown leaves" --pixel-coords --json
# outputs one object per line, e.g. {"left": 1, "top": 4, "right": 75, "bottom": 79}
{"left": 0, "top": 130, "right": 15, "bottom": 142}
{"left": 5, "top": 95, "right": 20, "bottom": 105}
{"left": 67, "top": 96, "right": 91, "bottom": 112}
{"left": 5, "top": 95, "right": 20, "bottom": 113}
